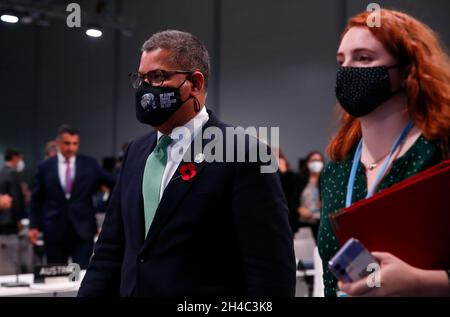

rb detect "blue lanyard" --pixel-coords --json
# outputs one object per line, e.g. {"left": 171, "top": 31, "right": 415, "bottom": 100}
{"left": 345, "top": 122, "right": 414, "bottom": 208}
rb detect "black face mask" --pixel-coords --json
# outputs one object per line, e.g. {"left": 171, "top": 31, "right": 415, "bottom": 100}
{"left": 335, "top": 65, "right": 402, "bottom": 118}
{"left": 135, "top": 79, "right": 192, "bottom": 126}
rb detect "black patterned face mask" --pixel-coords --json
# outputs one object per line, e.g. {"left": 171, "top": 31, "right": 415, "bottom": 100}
{"left": 135, "top": 79, "right": 192, "bottom": 127}
{"left": 335, "top": 65, "right": 402, "bottom": 118}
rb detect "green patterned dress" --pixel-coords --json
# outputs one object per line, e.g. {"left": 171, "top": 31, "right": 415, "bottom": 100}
{"left": 318, "top": 135, "right": 450, "bottom": 297}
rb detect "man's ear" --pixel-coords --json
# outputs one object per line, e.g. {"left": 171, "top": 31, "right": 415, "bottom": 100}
{"left": 189, "top": 71, "right": 205, "bottom": 94}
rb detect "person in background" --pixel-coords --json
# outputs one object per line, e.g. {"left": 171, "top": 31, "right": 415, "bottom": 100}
{"left": 275, "top": 149, "right": 300, "bottom": 235}
{"left": 45, "top": 140, "right": 58, "bottom": 159}
{"left": 28, "top": 125, "right": 115, "bottom": 269}
{"left": 0, "top": 149, "right": 26, "bottom": 234}
{"left": 0, "top": 149, "right": 27, "bottom": 275}
{"left": 0, "top": 194, "right": 12, "bottom": 210}
{"left": 319, "top": 9, "right": 450, "bottom": 297}
{"left": 297, "top": 151, "right": 324, "bottom": 242}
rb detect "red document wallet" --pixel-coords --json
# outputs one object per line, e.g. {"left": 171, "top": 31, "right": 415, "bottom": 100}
{"left": 330, "top": 160, "right": 450, "bottom": 270}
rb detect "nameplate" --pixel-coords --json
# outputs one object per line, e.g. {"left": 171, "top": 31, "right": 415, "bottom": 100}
{"left": 34, "top": 264, "right": 79, "bottom": 284}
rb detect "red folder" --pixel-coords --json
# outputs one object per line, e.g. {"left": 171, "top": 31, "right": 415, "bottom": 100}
{"left": 330, "top": 160, "right": 450, "bottom": 270}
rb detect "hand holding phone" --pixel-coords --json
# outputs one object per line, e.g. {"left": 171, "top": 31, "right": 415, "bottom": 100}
{"left": 328, "top": 238, "right": 379, "bottom": 283}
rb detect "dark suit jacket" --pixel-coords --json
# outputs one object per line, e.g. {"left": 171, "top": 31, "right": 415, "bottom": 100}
{"left": 29, "top": 154, "right": 115, "bottom": 242}
{"left": 0, "top": 166, "right": 25, "bottom": 233}
{"left": 78, "top": 112, "right": 296, "bottom": 297}
{"left": 279, "top": 170, "right": 301, "bottom": 234}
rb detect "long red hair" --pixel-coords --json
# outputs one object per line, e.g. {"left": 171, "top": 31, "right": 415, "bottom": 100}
{"left": 328, "top": 9, "right": 450, "bottom": 161}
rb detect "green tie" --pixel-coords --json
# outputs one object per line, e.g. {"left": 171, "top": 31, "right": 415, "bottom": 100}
{"left": 142, "top": 135, "right": 172, "bottom": 237}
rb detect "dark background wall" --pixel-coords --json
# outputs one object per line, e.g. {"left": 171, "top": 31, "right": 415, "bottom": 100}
{"left": 1, "top": 0, "right": 450, "bottom": 181}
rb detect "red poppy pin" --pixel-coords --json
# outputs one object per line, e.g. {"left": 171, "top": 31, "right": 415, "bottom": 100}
{"left": 179, "top": 163, "right": 196, "bottom": 181}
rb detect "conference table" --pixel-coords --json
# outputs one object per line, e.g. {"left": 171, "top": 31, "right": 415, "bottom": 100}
{"left": 0, "top": 268, "right": 319, "bottom": 297}
{"left": 0, "top": 270, "right": 86, "bottom": 297}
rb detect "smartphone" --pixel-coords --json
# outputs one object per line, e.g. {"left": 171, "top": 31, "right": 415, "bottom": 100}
{"left": 328, "top": 238, "right": 379, "bottom": 283}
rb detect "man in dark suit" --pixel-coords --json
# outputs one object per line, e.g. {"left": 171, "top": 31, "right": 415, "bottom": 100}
{"left": 78, "top": 30, "right": 296, "bottom": 297}
{"left": 28, "top": 125, "right": 115, "bottom": 269}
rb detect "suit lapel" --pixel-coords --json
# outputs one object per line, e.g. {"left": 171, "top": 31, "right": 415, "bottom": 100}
{"left": 52, "top": 157, "right": 66, "bottom": 199}
{"left": 140, "top": 115, "right": 217, "bottom": 251}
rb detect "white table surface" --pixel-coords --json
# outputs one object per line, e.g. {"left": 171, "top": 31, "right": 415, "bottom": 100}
{"left": 1, "top": 269, "right": 314, "bottom": 297}
{"left": 0, "top": 270, "right": 86, "bottom": 297}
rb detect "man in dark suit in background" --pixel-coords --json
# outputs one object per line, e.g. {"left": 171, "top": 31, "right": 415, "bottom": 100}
{"left": 28, "top": 125, "right": 115, "bottom": 269}
{"left": 78, "top": 30, "right": 296, "bottom": 297}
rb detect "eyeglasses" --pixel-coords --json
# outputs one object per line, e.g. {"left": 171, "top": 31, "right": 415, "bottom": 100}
{"left": 128, "top": 69, "right": 193, "bottom": 89}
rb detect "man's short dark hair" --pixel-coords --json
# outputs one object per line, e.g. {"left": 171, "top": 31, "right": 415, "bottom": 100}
{"left": 141, "top": 30, "right": 210, "bottom": 89}
{"left": 57, "top": 124, "right": 80, "bottom": 138}
{"left": 4, "top": 149, "right": 21, "bottom": 162}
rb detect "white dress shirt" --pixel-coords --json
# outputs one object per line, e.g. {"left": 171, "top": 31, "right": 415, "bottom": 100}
{"left": 57, "top": 152, "right": 76, "bottom": 199}
{"left": 157, "top": 106, "right": 209, "bottom": 200}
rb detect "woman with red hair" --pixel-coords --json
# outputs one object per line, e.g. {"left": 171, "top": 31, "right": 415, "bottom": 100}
{"left": 318, "top": 9, "right": 450, "bottom": 297}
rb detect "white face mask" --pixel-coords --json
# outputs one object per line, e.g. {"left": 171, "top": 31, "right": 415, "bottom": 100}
{"left": 307, "top": 161, "right": 323, "bottom": 174}
{"left": 16, "top": 160, "right": 25, "bottom": 173}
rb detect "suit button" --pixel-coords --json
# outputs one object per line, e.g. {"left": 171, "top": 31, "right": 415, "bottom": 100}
{"left": 139, "top": 259, "right": 144, "bottom": 263}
